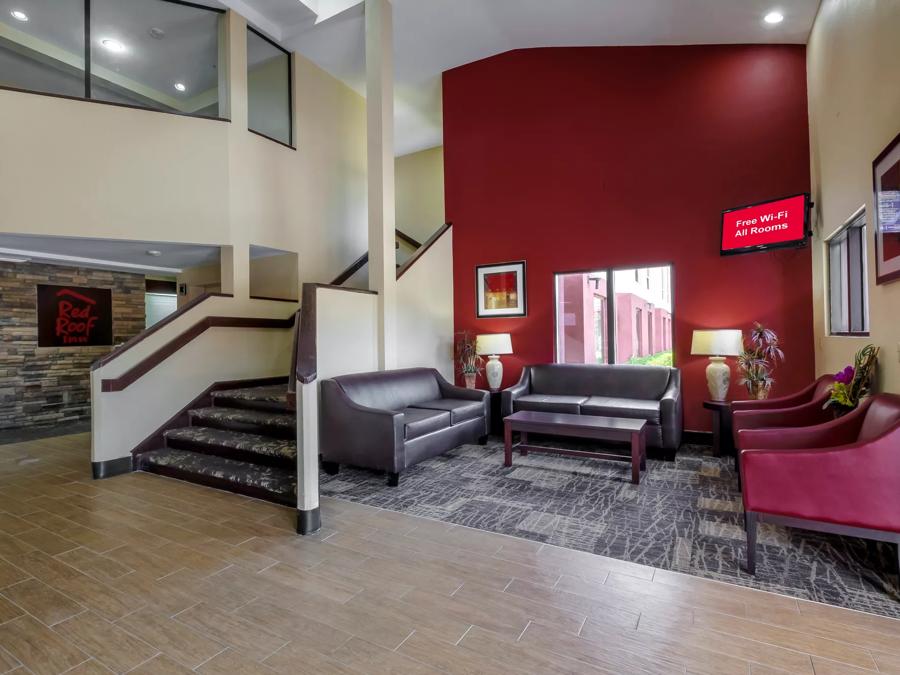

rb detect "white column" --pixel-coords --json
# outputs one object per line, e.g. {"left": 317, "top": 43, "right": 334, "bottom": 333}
{"left": 366, "top": 0, "right": 397, "bottom": 370}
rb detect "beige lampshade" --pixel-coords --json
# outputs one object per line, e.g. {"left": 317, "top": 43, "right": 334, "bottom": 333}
{"left": 476, "top": 333, "right": 513, "bottom": 356}
{"left": 690, "top": 329, "right": 743, "bottom": 357}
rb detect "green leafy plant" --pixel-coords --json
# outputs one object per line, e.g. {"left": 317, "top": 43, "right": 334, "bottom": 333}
{"left": 825, "top": 344, "right": 879, "bottom": 415}
{"left": 627, "top": 350, "right": 673, "bottom": 367}
{"left": 737, "top": 322, "right": 785, "bottom": 399}
{"left": 455, "top": 331, "right": 483, "bottom": 377}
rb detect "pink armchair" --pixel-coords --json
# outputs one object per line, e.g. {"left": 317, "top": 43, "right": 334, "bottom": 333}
{"left": 732, "top": 375, "right": 835, "bottom": 451}
{"left": 739, "top": 394, "right": 900, "bottom": 575}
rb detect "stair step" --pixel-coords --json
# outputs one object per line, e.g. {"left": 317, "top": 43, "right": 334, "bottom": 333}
{"left": 139, "top": 448, "right": 295, "bottom": 505}
{"left": 189, "top": 407, "right": 295, "bottom": 439}
{"left": 211, "top": 385, "right": 293, "bottom": 413}
{"left": 165, "top": 427, "right": 296, "bottom": 468}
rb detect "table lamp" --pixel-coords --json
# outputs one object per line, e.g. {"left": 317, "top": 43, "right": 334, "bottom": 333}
{"left": 690, "top": 329, "right": 743, "bottom": 401}
{"left": 476, "top": 333, "right": 513, "bottom": 391}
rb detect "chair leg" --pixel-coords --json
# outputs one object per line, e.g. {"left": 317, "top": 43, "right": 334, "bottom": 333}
{"left": 321, "top": 461, "right": 340, "bottom": 476}
{"left": 477, "top": 434, "right": 488, "bottom": 445}
{"left": 387, "top": 472, "right": 400, "bottom": 487}
{"left": 745, "top": 511, "right": 758, "bottom": 575}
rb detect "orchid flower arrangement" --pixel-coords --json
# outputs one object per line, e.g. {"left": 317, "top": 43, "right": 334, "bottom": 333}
{"left": 825, "top": 344, "right": 879, "bottom": 415}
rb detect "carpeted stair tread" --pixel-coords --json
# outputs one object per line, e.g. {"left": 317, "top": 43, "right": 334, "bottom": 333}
{"left": 211, "top": 385, "right": 292, "bottom": 413}
{"left": 165, "top": 426, "right": 296, "bottom": 461}
{"left": 189, "top": 406, "right": 295, "bottom": 434}
{"left": 140, "top": 448, "right": 295, "bottom": 504}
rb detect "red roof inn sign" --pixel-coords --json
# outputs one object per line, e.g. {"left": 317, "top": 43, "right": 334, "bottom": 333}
{"left": 37, "top": 285, "right": 113, "bottom": 347}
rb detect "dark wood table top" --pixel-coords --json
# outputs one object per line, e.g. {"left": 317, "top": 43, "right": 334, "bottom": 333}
{"left": 703, "top": 400, "right": 732, "bottom": 411}
{"left": 504, "top": 410, "right": 646, "bottom": 432}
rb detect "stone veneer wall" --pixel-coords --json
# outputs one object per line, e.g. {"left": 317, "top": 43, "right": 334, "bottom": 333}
{"left": 0, "top": 262, "right": 145, "bottom": 429}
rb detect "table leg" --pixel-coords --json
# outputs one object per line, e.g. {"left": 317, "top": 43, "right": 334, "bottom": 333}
{"left": 711, "top": 408, "right": 722, "bottom": 457}
{"left": 630, "top": 431, "right": 640, "bottom": 484}
{"left": 640, "top": 431, "right": 647, "bottom": 471}
{"left": 504, "top": 422, "right": 513, "bottom": 467}
{"left": 520, "top": 432, "right": 529, "bottom": 455}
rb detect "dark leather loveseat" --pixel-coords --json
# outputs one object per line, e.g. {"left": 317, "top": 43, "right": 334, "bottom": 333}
{"left": 320, "top": 368, "right": 489, "bottom": 485}
{"left": 501, "top": 364, "right": 682, "bottom": 454}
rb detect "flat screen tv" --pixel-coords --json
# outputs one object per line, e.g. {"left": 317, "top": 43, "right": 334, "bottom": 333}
{"left": 721, "top": 193, "right": 810, "bottom": 256}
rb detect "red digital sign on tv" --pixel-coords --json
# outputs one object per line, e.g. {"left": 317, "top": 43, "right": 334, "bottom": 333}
{"left": 721, "top": 193, "right": 810, "bottom": 256}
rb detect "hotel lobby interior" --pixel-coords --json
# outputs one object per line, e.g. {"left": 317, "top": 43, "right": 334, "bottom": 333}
{"left": 0, "top": 0, "right": 899, "bottom": 673}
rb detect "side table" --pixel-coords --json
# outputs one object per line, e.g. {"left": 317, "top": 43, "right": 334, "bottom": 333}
{"left": 702, "top": 400, "right": 734, "bottom": 457}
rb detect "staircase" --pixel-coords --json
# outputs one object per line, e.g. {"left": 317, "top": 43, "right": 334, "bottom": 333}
{"left": 136, "top": 383, "right": 297, "bottom": 505}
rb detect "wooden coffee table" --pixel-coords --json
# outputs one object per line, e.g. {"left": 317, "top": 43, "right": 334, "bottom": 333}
{"left": 503, "top": 410, "right": 647, "bottom": 484}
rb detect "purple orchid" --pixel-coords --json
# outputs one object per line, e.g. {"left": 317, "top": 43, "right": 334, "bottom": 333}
{"left": 834, "top": 365, "right": 854, "bottom": 384}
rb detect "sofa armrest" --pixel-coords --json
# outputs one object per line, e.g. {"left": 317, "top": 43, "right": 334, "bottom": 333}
{"left": 320, "top": 379, "right": 405, "bottom": 471}
{"left": 501, "top": 367, "right": 531, "bottom": 417}
{"left": 732, "top": 399, "right": 834, "bottom": 450}
{"left": 741, "top": 426, "right": 900, "bottom": 532}
{"left": 659, "top": 369, "right": 683, "bottom": 450}
{"left": 437, "top": 373, "right": 490, "bottom": 434}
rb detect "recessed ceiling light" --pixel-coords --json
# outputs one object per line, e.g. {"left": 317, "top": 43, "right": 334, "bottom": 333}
{"left": 174, "top": 83, "right": 186, "bottom": 92}
{"left": 10, "top": 9, "right": 28, "bottom": 21}
{"left": 764, "top": 10, "right": 784, "bottom": 24}
{"left": 146, "top": 250, "right": 162, "bottom": 257}
{"left": 100, "top": 38, "right": 126, "bottom": 53}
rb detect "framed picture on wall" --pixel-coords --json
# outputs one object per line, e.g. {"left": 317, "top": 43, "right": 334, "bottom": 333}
{"left": 476, "top": 261, "right": 527, "bottom": 318}
{"left": 874, "top": 131, "right": 900, "bottom": 285}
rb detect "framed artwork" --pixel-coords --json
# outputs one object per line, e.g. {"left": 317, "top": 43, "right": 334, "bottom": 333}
{"left": 476, "top": 261, "right": 527, "bottom": 318}
{"left": 874, "top": 131, "right": 900, "bottom": 285}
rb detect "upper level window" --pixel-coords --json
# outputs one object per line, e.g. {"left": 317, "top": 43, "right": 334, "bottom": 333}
{"left": 0, "top": 0, "right": 225, "bottom": 118}
{"left": 828, "top": 209, "right": 869, "bottom": 336}
{"left": 247, "top": 27, "right": 292, "bottom": 147}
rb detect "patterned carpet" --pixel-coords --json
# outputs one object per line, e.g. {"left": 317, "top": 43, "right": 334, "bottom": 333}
{"left": 320, "top": 440, "right": 900, "bottom": 618}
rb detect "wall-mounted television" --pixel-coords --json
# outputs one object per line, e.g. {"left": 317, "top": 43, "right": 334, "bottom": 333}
{"left": 721, "top": 193, "right": 811, "bottom": 256}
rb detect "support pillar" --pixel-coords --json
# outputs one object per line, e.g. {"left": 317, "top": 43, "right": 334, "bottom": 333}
{"left": 365, "top": 0, "right": 397, "bottom": 370}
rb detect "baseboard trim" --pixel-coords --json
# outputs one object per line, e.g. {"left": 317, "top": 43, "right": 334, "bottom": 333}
{"left": 92, "top": 456, "right": 134, "bottom": 479}
{"left": 683, "top": 430, "right": 713, "bottom": 445}
{"left": 297, "top": 507, "right": 321, "bottom": 535}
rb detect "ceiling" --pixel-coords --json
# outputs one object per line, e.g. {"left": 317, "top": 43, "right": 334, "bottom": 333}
{"left": 0, "top": 234, "right": 222, "bottom": 274}
{"left": 225, "top": 0, "right": 821, "bottom": 156}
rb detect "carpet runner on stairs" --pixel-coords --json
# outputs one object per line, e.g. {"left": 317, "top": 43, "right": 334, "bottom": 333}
{"left": 137, "top": 383, "right": 297, "bottom": 505}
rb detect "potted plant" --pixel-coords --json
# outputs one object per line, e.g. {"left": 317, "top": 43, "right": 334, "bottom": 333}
{"left": 825, "top": 344, "right": 879, "bottom": 416}
{"left": 737, "top": 322, "right": 785, "bottom": 399}
{"left": 455, "top": 331, "right": 483, "bottom": 389}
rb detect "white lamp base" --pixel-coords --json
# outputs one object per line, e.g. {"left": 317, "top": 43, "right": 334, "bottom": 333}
{"left": 485, "top": 355, "right": 503, "bottom": 391}
{"left": 705, "top": 356, "right": 731, "bottom": 401}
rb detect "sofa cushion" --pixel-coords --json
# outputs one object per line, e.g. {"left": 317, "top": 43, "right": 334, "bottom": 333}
{"left": 514, "top": 394, "right": 588, "bottom": 414}
{"left": 581, "top": 396, "right": 661, "bottom": 424}
{"left": 529, "top": 364, "right": 672, "bottom": 400}
{"left": 333, "top": 368, "right": 442, "bottom": 412}
{"left": 411, "top": 399, "right": 483, "bottom": 424}
{"left": 401, "top": 408, "right": 451, "bottom": 440}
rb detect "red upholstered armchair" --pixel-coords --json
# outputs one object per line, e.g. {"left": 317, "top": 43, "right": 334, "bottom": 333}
{"left": 739, "top": 394, "right": 900, "bottom": 575}
{"left": 732, "top": 375, "right": 835, "bottom": 450}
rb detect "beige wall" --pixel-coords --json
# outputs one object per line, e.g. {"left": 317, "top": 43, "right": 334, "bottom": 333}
{"left": 395, "top": 146, "right": 444, "bottom": 243}
{"left": 808, "top": 0, "right": 900, "bottom": 392}
{"left": 250, "top": 252, "right": 299, "bottom": 300}
{"left": 176, "top": 262, "right": 222, "bottom": 308}
{"left": 0, "top": 10, "right": 366, "bottom": 293}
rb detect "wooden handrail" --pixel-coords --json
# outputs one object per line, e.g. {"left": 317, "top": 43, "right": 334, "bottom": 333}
{"left": 330, "top": 223, "right": 451, "bottom": 287}
{"left": 91, "top": 293, "right": 232, "bottom": 371}
{"left": 396, "top": 222, "right": 452, "bottom": 279}
{"left": 101, "top": 314, "right": 296, "bottom": 392}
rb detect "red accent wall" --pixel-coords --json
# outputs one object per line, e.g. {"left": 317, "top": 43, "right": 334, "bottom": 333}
{"left": 443, "top": 46, "right": 814, "bottom": 431}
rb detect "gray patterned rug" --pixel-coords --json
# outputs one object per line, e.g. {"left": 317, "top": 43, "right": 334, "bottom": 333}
{"left": 320, "top": 441, "right": 900, "bottom": 618}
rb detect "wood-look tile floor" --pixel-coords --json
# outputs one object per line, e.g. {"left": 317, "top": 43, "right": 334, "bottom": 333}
{"left": 1, "top": 433, "right": 898, "bottom": 675}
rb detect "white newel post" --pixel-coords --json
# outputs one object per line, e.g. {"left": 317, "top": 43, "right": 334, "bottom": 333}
{"left": 296, "top": 380, "right": 320, "bottom": 534}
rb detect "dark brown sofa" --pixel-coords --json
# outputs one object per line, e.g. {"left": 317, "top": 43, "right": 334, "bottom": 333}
{"left": 502, "top": 364, "right": 682, "bottom": 455}
{"left": 320, "top": 368, "right": 489, "bottom": 485}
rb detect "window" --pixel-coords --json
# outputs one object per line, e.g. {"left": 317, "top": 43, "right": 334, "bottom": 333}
{"left": 0, "top": 0, "right": 224, "bottom": 117}
{"left": 828, "top": 209, "right": 868, "bottom": 335}
{"left": 247, "top": 27, "right": 292, "bottom": 147}
{"left": 555, "top": 265, "right": 673, "bottom": 367}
